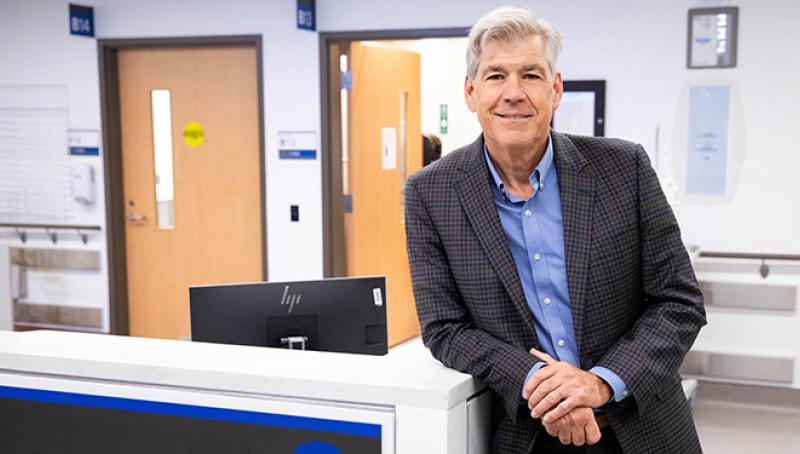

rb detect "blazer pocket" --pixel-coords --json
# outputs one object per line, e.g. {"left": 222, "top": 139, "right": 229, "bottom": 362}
{"left": 592, "top": 224, "right": 639, "bottom": 267}
{"left": 593, "top": 222, "right": 637, "bottom": 246}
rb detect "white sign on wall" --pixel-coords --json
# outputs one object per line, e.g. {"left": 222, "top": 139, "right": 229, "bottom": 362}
{"left": 554, "top": 92, "right": 596, "bottom": 136}
{"left": 277, "top": 131, "right": 317, "bottom": 160}
{"left": 380, "top": 127, "right": 397, "bottom": 170}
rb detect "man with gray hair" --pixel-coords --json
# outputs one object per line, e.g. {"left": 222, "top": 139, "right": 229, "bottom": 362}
{"left": 405, "top": 6, "right": 706, "bottom": 453}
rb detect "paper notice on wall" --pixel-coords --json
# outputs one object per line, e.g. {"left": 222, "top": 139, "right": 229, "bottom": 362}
{"left": 381, "top": 127, "right": 397, "bottom": 170}
{"left": 690, "top": 14, "right": 719, "bottom": 67}
{"left": 554, "top": 91, "right": 595, "bottom": 136}
{"left": 686, "top": 85, "right": 730, "bottom": 196}
{"left": 0, "top": 85, "right": 73, "bottom": 224}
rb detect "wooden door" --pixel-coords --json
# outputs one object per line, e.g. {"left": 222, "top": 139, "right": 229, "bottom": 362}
{"left": 347, "top": 42, "right": 422, "bottom": 346}
{"left": 118, "top": 46, "right": 263, "bottom": 340}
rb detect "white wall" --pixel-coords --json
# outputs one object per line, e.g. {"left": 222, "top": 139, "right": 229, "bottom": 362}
{"left": 320, "top": 0, "right": 800, "bottom": 256}
{"left": 0, "top": 0, "right": 110, "bottom": 329}
{"left": 1, "top": 0, "right": 799, "bottom": 332}
{"left": 1, "top": 0, "right": 324, "bottom": 331}
{"left": 1, "top": 1, "right": 324, "bottom": 268}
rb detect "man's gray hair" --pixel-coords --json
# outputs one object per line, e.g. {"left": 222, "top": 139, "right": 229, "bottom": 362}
{"left": 466, "top": 7, "right": 562, "bottom": 80}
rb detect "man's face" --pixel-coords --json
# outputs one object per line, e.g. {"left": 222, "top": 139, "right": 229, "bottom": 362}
{"left": 465, "top": 35, "right": 563, "bottom": 153}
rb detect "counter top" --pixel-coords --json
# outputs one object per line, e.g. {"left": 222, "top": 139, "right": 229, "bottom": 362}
{"left": 0, "top": 330, "right": 483, "bottom": 410}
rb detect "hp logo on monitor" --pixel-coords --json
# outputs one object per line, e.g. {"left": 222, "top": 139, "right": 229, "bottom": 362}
{"left": 280, "top": 285, "right": 302, "bottom": 313}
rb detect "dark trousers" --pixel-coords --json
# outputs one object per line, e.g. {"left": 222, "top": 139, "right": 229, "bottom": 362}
{"left": 531, "top": 426, "right": 623, "bottom": 453}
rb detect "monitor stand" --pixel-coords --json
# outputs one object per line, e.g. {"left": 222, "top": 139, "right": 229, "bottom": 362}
{"left": 281, "top": 336, "right": 309, "bottom": 350}
{"left": 266, "top": 314, "right": 319, "bottom": 351}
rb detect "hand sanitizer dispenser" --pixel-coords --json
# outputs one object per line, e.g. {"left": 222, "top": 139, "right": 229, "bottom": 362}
{"left": 71, "top": 163, "right": 95, "bottom": 205}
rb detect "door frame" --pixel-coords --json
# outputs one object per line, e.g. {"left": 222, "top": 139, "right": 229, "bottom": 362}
{"left": 98, "top": 35, "right": 267, "bottom": 335}
{"left": 318, "top": 28, "right": 469, "bottom": 278}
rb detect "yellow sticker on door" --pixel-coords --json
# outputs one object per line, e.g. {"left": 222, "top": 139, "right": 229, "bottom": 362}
{"left": 183, "top": 122, "right": 204, "bottom": 147}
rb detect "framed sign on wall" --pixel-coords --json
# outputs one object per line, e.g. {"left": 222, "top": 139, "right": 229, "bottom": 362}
{"left": 687, "top": 7, "right": 739, "bottom": 69}
{"left": 552, "top": 80, "right": 606, "bottom": 137}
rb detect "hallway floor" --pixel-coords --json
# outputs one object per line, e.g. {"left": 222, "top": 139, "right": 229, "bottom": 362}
{"left": 693, "top": 383, "right": 800, "bottom": 453}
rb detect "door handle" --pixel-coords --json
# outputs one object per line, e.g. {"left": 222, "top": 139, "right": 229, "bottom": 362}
{"left": 127, "top": 213, "right": 148, "bottom": 222}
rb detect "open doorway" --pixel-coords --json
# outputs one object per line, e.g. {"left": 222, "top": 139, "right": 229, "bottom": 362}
{"left": 320, "top": 30, "right": 479, "bottom": 346}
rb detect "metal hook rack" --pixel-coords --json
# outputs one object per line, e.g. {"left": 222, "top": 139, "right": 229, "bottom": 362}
{"left": 45, "top": 228, "right": 58, "bottom": 244}
{"left": 699, "top": 251, "right": 800, "bottom": 279}
{"left": 0, "top": 223, "right": 101, "bottom": 245}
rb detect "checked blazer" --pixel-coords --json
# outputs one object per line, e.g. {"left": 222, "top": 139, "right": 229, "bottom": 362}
{"left": 404, "top": 131, "right": 707, "bottom": 454}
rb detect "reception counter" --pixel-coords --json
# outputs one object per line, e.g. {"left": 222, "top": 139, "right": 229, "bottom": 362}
{"left": 0, "top": 330, "right": 490, "bottom": 454}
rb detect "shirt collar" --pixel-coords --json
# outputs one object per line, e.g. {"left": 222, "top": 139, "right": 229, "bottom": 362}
{"left": 483, "top": 135, "right": 554, "bottom": 193}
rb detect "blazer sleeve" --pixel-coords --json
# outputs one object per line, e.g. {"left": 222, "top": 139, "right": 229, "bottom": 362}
{"left": 594, "top": 146, "right": 707, "bottom": 416}
{"left": 404, "top": 174, "right": 539, "bottom": 422}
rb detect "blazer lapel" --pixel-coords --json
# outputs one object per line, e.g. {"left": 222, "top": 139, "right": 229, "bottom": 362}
{"left": 552, "top": 132, "right": 595, "bottom": 358}
{"left": 454, "top": 136, "right": 537, "bottom": 334}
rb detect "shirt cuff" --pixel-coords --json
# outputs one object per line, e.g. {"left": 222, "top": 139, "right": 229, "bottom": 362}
{"left": 590, "top": 366, "right": 629, "bottom": 403}
{"left": 521, "top": 361, "right": 547, "bottom": 398}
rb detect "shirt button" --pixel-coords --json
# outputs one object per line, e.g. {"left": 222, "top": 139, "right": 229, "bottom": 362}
{"left": 557, "top": 339, "right": 565, "bottom": 347}
{"left": 533, "top": 253, "right": 541, "bottom": 261}
{"left": 524, "top": 209, "right": 533, "bottom": 216}
{"left": 543, "top": 297, "right": 551, "bottom": 305}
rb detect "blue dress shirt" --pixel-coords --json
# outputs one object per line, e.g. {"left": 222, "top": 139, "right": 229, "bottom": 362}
{"left": 484, "top": 137, "right": 629, "bottom": 405}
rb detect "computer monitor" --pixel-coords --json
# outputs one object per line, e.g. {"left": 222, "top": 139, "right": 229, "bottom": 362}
{"left": 189, "top": 276, "right": 388, "bottom": 355}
